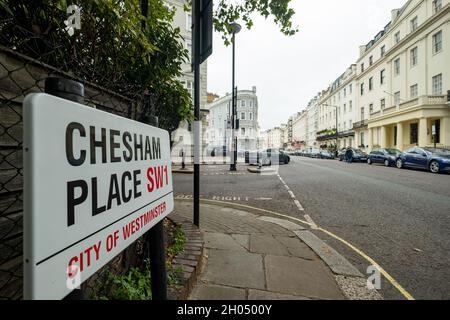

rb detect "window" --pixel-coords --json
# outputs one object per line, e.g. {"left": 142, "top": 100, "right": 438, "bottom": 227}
{"left": 433, "top": 31, "right": 442, "bottom": 54}
{"left": 381, "top": 98, "right": 386, "bottom": 110}
{"left": 241, "top": 112, "right": 246, "bottom": 120}
{"left": 349, "top": 101, "right": 353, "bottom": 112}
{"left": 344, "top": 104, "right": 346, "bottom": 114}
{"left": 361, "top": 63, "right": 365, "bottom": 73}
{"left": 360, "top": 132, "right": 365, "bottom": 146}
{"left": 394, "top": 92, "right": 401, "bottom": 105}
{"left": 395, "top": 31, "right": 401, "bottom": 44}
{"left": 432, "top": 74, "right": 442, "bottom": 94}
{"left": 186, "top": 80, "right": 194, "bottom": 98}
{"left": 361, "top": 107, "right": 365, "bottom": 120}
{"left": 394, "top": 58, "right": 400, "bottom": 76}
{"left": 410, "top": 84, "right": 418, "bottom": 99}
{"left": 241, "top": 100, "right": 246, "bottom": 107}
{"left": 433, "top": 0, "right": 442, "bottom": 14}
{"left": 186, "top": 40, "right": 192, "bottom": 61}
{"left": 410, "top": 16, "right": 418, "bottom": 32}
{"left": 369, "top": 103, "right": 374, "bottom": 113}
{"left": 349, "top": 120, "right": 352, "bottom": 129}
{"left": 411, "top": 47, "right": 418, "bottom": 67}
{"left": 381, "top": 45, "right": 386, "bottom": 57}
{"left": 361, "top": 83, "right": 364, "bottom": 95}
{"left": 344, "top": 88, "right": 347, "bottom": 97}
{"left": 249, "top": 113, "right": 253, "bottom": 120}
{"left": 380, "top": 69, "right": 386, "bottom": 84}
{"left": 349, "top": 84, "right": 352, "bottom": 94}
{"left": 369, "top": 77, "right": 373, "bottom": 91}
{"left": 369, "top": 56, "right": 373, "bottom": 66}
{"left": 186, "top": 13, "right": 192, "bottom": 30}
{"left": 410, "top": 123, "right": 418, "bottom": 144}
{"left": 241, "top": 127, "right": 246, "bottom": 136}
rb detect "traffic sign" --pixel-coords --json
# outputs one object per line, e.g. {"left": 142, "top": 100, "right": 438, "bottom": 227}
{"left": 23, "top": 93, "right": 174, "bottom": 299}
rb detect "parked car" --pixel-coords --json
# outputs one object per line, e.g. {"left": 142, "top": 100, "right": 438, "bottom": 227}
{"left": 338, "top": 148, "right": 346, "bottom": 161}
{"left": 396, "top": 147, "right": 450, "bottom": 174}
{"left": 319, "top": 150, "right": 334, "bottom": 159}
{"left": 338, "top": 148, "right": 368, "bottom": 162}
{"left": 310, "top": 150, "right": 321, "bottom": 158}
{"left": 258, "top": 149, "right": 291, "bottom": 165}
{"left": 367, "top": 148, "right": 402, "bottom": 167}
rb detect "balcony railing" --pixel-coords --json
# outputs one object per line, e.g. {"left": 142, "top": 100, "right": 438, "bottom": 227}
{"left": 353, "top": 120, "right": 368, "bottom": 129}
{"left": 369, "top": 95, "right": 448, "bottom": 119}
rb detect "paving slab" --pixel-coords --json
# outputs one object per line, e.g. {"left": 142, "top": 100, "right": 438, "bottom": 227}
{"left": 258, "top": 216, "right": 306, "bottom": 231}
{"left": 204, "top": 232, "right": 246, "bottom": 252}
{"left": 231, "top": 234, "right": 250, "bottom": 250}
{"left": 250, "top": 234, "right": 290, "bottom": 256}
{"left": 265, "top": 255, "right": 346, "bottom": 300}
{"left": 294, "top": 230, "right": 363, "bottom": 277}
{"left": 202, "top": 249, "right": 266, "bottom": 290}
{"left": 190, "top": 284, "right": 246, "bottom": 300}
{"left": 248, "top": 289, "right": 312, "bottom": 300}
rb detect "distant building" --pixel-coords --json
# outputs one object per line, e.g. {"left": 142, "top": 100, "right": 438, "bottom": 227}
{"left": 206, "top": 87, "right": 260, "bottom": 152}
{"left": 266, "top": 127, "right": 285, "bottom": 149}
{"left": 292, "top": 111, "right": 308, "bottom": 149}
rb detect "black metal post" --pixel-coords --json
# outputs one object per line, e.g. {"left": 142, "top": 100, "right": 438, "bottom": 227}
{"left": 230, "top": 33, "right": 237, "bottom": 171}
{"left": 193, "top": 0, "right": 200, "bottom": 227}
{"left": 45, "top": 77, "right": 86, "bottom": 300}
{"left": 142, "top": 116, "right": 168, "bottom": 300}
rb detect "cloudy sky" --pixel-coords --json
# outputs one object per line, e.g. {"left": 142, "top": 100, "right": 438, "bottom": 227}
{"left": 207, "top": 0, "right": 407, "bottom": 131}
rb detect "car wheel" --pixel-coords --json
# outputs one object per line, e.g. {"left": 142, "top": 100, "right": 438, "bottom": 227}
{"left": 384, "top": 159, "right": 390, "bottom": 167}
{"left": 367, "top": 158, "right": 372, "bottom": 165}
{"left": 429, "top": 160, "right": 440, "bottom": 174}
{"left": 396, "top": 159, "right": 403, "bottom": 169}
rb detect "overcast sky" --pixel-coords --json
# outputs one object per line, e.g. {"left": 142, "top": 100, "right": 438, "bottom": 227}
{"left": 207, "top": 0, "right": 407, "bottom": 131}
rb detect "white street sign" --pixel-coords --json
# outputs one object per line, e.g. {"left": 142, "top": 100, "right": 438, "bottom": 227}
{"left": 23, "top": 93, "right": 174, "bottom": 299}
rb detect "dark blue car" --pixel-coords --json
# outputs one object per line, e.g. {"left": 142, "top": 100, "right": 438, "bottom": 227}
{"left": 396, "top": 147, "right": 450, "bottom": 174}
{"left": 367, "top": 148, "right": 402, "bottom": 167}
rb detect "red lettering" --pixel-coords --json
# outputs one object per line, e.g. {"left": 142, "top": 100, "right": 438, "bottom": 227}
{"left": 147, "top": 167, "right": 154, "bottom": 193}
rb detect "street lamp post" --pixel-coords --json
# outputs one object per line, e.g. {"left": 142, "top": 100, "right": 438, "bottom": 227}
{"left": 229, "top": 22, "right": 241, "bottom": 171}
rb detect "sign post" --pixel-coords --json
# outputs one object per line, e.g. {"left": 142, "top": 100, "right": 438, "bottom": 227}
{"left": 192, "top": 0, "right": 213, "bottom": 227}
{"left": 23, "top": 93, "right": 174, "bottom": 299}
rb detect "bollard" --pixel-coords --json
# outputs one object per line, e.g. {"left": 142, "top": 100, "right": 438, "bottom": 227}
{"left": 45, "top": 77, "right": 86, "bottom": 300}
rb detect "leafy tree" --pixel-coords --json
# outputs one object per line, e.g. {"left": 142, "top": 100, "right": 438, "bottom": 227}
{"left": 185, "top": 0, "right": 298, "bottom": 45}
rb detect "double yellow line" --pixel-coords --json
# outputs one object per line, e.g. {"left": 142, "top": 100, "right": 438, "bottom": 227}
{"left": 197, "top": 198, "right": 415, "bottom": 300}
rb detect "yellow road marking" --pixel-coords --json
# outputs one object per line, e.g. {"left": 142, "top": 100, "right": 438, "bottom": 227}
{"left": 195, "top": 198, "right": 415, "bottom": 300}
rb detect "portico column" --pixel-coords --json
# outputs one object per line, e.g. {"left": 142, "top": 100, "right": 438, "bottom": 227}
{"left": 397, "top": 122, "right": 404, "bottom": 151}
{"left": 368, "top": 128, "right": 373, "bottom": 150}
{"left": 380, "top": 126, "right": 387, "bottom": 148}
{"left": 442, "top": 117, "right": 450, "bottom": 146}
{"left": 419, "top": 118, "right": 428, "bottom": 147}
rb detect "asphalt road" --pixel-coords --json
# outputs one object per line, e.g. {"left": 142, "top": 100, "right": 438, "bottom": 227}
{"left": 173, "top": 157, "right": 450, "bottom": 300}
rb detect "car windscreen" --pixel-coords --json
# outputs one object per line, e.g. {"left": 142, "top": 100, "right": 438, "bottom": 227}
{"left": 386, "top": 149, "right": 401, "bottom": 155}
{"left": 423, "top": 148, "right": 450, "bottom": 156}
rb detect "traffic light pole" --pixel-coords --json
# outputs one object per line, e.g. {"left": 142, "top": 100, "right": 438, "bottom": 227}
{"left": 230, "top": 32, "right": 237, "bottom": 171}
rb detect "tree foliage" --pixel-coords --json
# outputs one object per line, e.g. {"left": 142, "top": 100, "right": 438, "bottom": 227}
{"left": 0, "top": 0, "right": 192, "bottom": 134}
{"left": 186, "top": 0, "right": 298, "bottom": 45}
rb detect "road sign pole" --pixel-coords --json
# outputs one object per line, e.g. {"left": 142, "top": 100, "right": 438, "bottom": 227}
{"left": 193, "top": 0, "right": 201, "bottom": 227}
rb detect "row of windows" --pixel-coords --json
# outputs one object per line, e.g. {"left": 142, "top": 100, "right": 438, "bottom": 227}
{"left": 363, "top": 73, "right": 442, "bottom": 117}
{"left": 360, "top": 30, "right": 442, "bottom": 97}
{"left": 360, "top": 0, "right": 443, "bottom": 74}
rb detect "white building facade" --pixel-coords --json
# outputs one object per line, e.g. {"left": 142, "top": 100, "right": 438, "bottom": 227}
{"left": 206, "top": 87, "right": 260, "bottom": 152}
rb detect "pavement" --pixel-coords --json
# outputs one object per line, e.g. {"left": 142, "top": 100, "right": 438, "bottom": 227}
{"left": 173, "top": 199, "right": 382, "bottom": 300}
{"left": 172, "top": 158, "right": 450, "bottom": 300}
